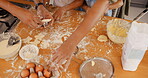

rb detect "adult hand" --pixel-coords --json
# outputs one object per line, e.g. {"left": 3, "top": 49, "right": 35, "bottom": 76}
{"left": 37, "top": 5, "right": 54, "bottom": 26}
{"left": 49, "top": 43, "right": 76, "bottom": 71}
{"left": 53, "top": 7, "right": 66, "bottom": 21}
{"left": 15, "top": 8, "right": 42, "bottom": 28}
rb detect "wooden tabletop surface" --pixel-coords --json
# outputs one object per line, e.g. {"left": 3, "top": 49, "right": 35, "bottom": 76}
{"left": 0, "top": 0, "right": 148, "bottom": 78}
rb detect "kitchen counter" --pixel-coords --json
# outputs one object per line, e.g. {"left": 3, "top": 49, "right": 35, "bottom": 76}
{"left": 0, "top": 0, "right": 148, "bottom": 78}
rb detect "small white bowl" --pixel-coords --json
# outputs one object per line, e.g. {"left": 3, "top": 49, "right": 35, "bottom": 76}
{"left": 19, "top": 44, "right": 39, "bottom": 60}
{"left": 107, "top": 19, "right": 130, "bottom": 44}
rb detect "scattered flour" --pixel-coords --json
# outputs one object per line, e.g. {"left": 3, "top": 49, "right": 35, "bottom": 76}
{"left": 66, "top": 71, "right": 72, "bottom": 78}
{"left": 35, "top": 32, "right": 47, "bottom": 41}
{"left": 22, "top": 36, "right": 32, "bottom": 43}
{"left": 29, "top": 39, "right": 41, "bottom": 46}
{"left": 77, "top": 37, "right": 90, "bottom": 53}
{"left": 22, "top": 32, "right": 48, "bottom": 46}
{"left": 40, "top": 40, "right": 51, "bottom": 49}
{"left": 106, "top": 50, "right": 112, "bottom": 54}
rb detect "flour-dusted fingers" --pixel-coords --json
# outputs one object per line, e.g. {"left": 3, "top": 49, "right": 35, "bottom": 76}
{"left": 63, "top": 55, "right": 73, "bottom": 72}
{"left": 53, "top": 55, "right": 64, "bottom": 64}
{"left": 33, "top": 17, "right": 43, "bottom": 26}
{"left": 29, "top": 20, "right": 38, "bottom": 28}
{"left": 57, "top": 57, "right": 67, "bottom": 65}
{"left": 56, "top": 16, "right": 60, "bottom": 21}
{"left": 48, "top": 19, "right": 54, "bottom": 26}
{"left": 52, "top": 52, "right": 59, "bottom": 61}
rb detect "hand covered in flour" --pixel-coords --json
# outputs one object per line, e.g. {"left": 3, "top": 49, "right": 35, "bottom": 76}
{"left": 15, "top": 8, "right": 42, "bottom": 28}
{"left": 49, "top": 43, "right": 77, "bottom": 71}
{"left": 53, "top": 7, "right": 66, "bottom": 21}
{"left": 37, "top": 5, "right": 54, "bottom": 26}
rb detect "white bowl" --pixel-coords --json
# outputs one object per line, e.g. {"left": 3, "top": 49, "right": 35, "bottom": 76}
{"left": 0, "top": 32, "right": 22, "bottom": 60}
{"left": 19, "top": 44, "right": 39, "bottom": 60}
{"left": 107, "top": 19, "right": 130, "bottom": 44}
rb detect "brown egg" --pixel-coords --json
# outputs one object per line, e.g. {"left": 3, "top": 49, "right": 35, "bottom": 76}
{"left": 43, "top": 69, "right": 52, "bottom": 78}
{"left": 21, "top": 69, "right": 30, "bottom": 77}
{"left": 29, "top": 73, "right": 38, "bottom": 78}
{"left": 35, "top": 65, "right": 44, "bottom": 72}
{"left": 26, "top": 62, "right": 36, "bottom": 69}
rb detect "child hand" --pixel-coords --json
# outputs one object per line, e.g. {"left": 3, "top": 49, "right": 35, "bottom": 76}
{"left": 50, "top": 43, "right": 76, "bottom": 71}
{"left": 37, "top": 5, "right": 54, "bottom": 26}
{"left": 53, "top": 7, "right": 66, "bottom": 21}
{"left": 15, "top": 8, "right": 42, "bottom": 28}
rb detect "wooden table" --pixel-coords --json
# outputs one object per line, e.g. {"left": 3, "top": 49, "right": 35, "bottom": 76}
{"left": 0, "top": 1, "right": 148, "bottom": 78}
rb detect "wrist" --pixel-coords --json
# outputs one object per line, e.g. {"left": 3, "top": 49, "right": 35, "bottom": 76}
{"left": 37, "top": 5, "right": 44, "bottom": 11}
{"left": 35, "top": 2, "right": 44, "bottom": 10}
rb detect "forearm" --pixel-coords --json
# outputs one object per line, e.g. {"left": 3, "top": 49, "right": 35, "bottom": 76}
{"left": 64, "top": 0, "right": 109, "bottom": 47}
{"left": 62, "top": 0, "right": 84, "bottom": 11}
{"left": 109, "top": 0, "right": 123, "bottom": 10}
{"left": 33, "top": 0, "right": 43, "bottom": 4}
{"left": 0, "top": 0, "right": 24, "bottom": 17}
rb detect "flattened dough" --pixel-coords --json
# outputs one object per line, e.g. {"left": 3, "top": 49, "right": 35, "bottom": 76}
{"left": 97, "top": 35, "right": 108, "bottom": 42}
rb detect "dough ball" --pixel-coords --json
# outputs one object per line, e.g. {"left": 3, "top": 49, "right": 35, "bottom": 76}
{"left": 97, "top": 35, "right": 108, "bottom": 42}
{"left": 108, "top": 25, "right": 128, "bottom": 37}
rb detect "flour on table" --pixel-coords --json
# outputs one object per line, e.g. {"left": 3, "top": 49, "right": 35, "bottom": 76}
{"left": 78, "top": 37, "right": 90, "bottom": 53}
{"left": 40, "top": 40, "right": 51, "bottom": 49}
{"left": 22, "top": 36, "right": 32, "bottom": 43}
{"left": 106, "top": 49, "right": 112, "bottom": 54}
{"left": 35, "top": 32, "right": 48, "bottom": 40}
{"left": 66, "top": 71, "right": 72, "bottom": 78}
{"left": 29, "top": 39, "right": 41, "bottom": 46}
{"left": 22, "top": 32, "right": 48, "bottom": 46}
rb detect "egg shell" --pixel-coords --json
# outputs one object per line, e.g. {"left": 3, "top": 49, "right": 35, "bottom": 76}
{"left": 21, "top": 69, "right": 30, "bottom": 77}
{"left": 26, "top": 62, "right": 36, "bottom": 69}
{"left": 29, "top": 73, "right": 38, "bottom": 78}
{"left": 35, "top": 65, "right": 44, "bottom": 72}
{"left": 43, "top": 69, "right": 52, "bottom": 77}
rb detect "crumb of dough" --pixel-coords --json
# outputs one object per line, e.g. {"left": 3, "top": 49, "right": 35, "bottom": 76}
{"left": 91, "top": 27, "right": 96, "bottom": 31}
{"left": 61, "top": 35, "right": 69, "bottom": 42}
{"left": 91, "top": 61, "right": 95, "bottom": 66}
{"left": 97, "top": 35, "right": 108, "bottom": 42}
